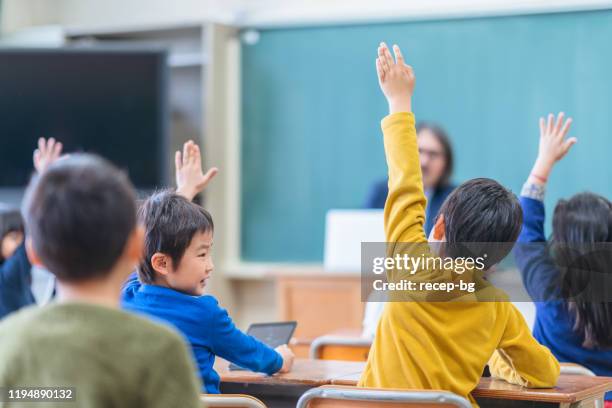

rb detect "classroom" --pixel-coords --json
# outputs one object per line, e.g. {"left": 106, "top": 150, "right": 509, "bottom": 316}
{"left": 0, "top": 0, "right": 611, "bottom": 407}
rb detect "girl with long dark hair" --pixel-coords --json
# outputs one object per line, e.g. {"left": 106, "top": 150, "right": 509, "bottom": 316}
{"left": 515, "top": 112, "right": 612, "bottom": 405}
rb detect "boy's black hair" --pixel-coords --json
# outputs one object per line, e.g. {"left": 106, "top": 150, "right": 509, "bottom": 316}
{"left": 552, "top": 192, "right": 612, "bottom": 348}
{"left": 436, "top": 178, "right": 523, "bottom": 267}
{"left": 22, "top": 154, "right": 137, "bottom": 282}
{"left": 138, "top": 191, "right": 214, "bottom": 284}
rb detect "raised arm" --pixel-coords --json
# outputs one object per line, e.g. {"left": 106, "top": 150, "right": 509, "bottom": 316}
{"left": 175, "top": 140, "right": 218, "bottom": 201}
{"left": 375, "top": 43, "right": 427, "bottom": 244}
{"left": 515, "top": 113, "right": 576, "bottom": 301}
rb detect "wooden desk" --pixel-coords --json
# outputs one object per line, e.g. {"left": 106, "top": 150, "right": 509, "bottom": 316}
{"left": 220, "top": 359, "right": 611, "bottom": 408}
{"left": 475, "top": 376, "right": 611, "bottom": 407}
{"left": 219, "top": 358, "right": 364, "bottom": 407}
{"left": 219, "top": 358, "right": 364, "bottom": 387}
{"left": 331, "top": 370, "right": 612, "bottom": 407}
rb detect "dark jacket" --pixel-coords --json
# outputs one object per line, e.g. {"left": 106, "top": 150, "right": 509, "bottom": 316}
{"left": 0, "top": 243, "right": 34, "bottom": 320}
{"left": 365, "top": 179, "right": 455, "bottom": 235}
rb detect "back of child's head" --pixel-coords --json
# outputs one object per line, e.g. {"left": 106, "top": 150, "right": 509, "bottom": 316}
{"left": 552, "top": 192, "right": 612, "bottom": 244}
{"left": 138, "top": 190, "right": 213, "bottom": 284}
{"left": 551, "top": 192, "right": 612, "bottom": 348}
{"left": 0, "top": 204, "right": 24, "bottom": 262}
{"left": 437, "top": 178, "right": 523, "bottom": 266}
{"left": 23, "top": 154, "right": 137, "bottom": 282}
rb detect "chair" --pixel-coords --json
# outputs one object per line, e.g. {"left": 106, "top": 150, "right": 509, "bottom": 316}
{"left": 201, "top": 394, "right": 267, "bottom": 408}
{"left": 296, "top": 385, "right": 472, "bottom": 408}
{"left": 560, "top": 363, "right": 596, "bottom": 377}
{"left": 309, "top": 335, "right": 372, "bottom": 361}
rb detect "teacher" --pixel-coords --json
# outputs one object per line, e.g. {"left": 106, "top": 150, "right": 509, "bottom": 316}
{"left": 365, "top": 122, "right": 455, "bottom": 235}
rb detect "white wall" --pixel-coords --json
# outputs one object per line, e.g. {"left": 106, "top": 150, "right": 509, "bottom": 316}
{"left": 2, "top": 0, "right": 238, "bottom": 33}
{"left": 4, "top": 0, "right": 612, "bottom": 34}
{"left": 241, "top": 0, "right": 612, "bottom": 27}
{"left": 1, "top": 0, "right": 59, "bottom": 33}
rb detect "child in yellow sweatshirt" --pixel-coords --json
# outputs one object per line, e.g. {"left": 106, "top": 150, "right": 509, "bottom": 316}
{"left": 358, "top": 43, "right": 559, "bottom": 407}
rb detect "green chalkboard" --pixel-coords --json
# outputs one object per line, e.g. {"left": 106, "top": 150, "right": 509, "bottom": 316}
{"left": 241, "top": 10, "right": 612, "bottom": 262}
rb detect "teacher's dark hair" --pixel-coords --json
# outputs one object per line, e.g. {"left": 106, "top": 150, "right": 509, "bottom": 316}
{"left": 417, "top": 122, "right": 454, "bottom": 188}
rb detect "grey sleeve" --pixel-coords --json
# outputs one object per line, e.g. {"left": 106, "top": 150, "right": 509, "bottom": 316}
{"left": 520, "top": 181, "right": 546, "bottom": 202}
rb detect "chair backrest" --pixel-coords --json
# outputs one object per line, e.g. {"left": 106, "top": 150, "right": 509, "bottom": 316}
{"left": 310, "top": 335, "right": 372, "bottom": 361}
{"left": 296, "top": 386, "right": 472, "bottom": 408}
{"left": 201, "top": 394, "right": 267, "bottom": 408}
{"left": 560, "top": 364, "right": 596, "bottom": 376}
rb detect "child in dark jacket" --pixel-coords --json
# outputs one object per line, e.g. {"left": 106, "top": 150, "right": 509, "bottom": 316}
{"left": 0, "top": 138, "right": 62, "bottom": 319}
{"left": 515, "top": 112, "right": 612, "bottom": 403}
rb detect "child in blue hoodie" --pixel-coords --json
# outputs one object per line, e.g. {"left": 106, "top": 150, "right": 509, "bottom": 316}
{"left": 122, "top": 141, "right": 294, "bottom": 393}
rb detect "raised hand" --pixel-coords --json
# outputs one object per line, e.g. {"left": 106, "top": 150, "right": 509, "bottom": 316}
{"left": 375, "top": 42, "right": 415, "bottom": 114}
{"left": 175, "top": 140, "right": 218, "bottom": 201}
{"left": 529, "top": 112, "right": 577, "bottom": 185}
{"left": 33, "top": 137, "right": 63, "bottom": 173}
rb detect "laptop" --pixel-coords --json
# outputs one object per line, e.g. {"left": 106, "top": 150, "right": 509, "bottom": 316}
{"left": 228, "top": 321, "right": 297, "bottom": 371}
{"left": 324, "top": 209, "right": 385, "bottom": 272}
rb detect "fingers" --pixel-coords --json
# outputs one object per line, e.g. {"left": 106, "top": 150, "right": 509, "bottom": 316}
{"left": 560, "top": 137, "right": 578, "bottom": 158}
{"left": 378, "top": 44, "right": 390, "bottom": 74}
{"left": 543, "top": 112, "right": 573, "bottom": 138}
{"left": 559, "top": 116, "right": 573, "bottom": 139}
{"left": 52, "top": 141, "right": 63, "bottom": 159}
{"left": 46, "top": 138, "right": 56, "bottom": 156}
{"left": 182, "top": 140, "right": 191, "bottom": 166}
{"left": 200, "top": 167, "right": 219, "bottom": 186}
{"left": 33, "top": 149, "right": 41, "bottom": 168}
{"left": 393, "top": 44, "right": 404, "bottom": 66}
{"left": 38, "top": 137, "right": 46, "bottom": 156}
{"left": 376, "top": 58, "right": 386, "bottom": 82}
{"left": 193, "top": 144, "right": 202, "bottom": 167}
{"left": 382, "top": 43, "right": 394, "bottom": 67}
{"left": 546, "top": 113, "right": 554, "bottom": 135}
{"left": 191, "top": 143, "right": 199, "bottom": 166}
{"left": 175, "top": 150, "right": 182, "bottom": 171}
{"left": 553, "top": 112, "right": 565, "bottom": 136}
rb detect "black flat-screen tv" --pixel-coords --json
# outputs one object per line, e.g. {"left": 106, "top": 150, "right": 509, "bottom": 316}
{"left": 0, "top": 48, "right": 168, "bottom": 189}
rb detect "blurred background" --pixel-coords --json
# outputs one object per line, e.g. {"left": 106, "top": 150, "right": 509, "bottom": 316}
{"left": 1, "top": 0, "right": 611, "bottom": 343}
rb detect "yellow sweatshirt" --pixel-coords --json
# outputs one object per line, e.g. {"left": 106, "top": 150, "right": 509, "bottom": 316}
{"left": 358, "top": 112, "right": 560, "bottom": 407}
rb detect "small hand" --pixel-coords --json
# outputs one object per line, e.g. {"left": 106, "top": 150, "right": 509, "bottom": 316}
{"left": 376, "top": 43, "right": 415, "bottom": 114}
{"left": 33, "top": 137, "right": 63, "bottom": 173}
{"left": 175, "top": 140, "right": 218, "bottom": 201}
{"left": 530, "top": 112, "right": 576, "bottom": 184}
{"left": 275, "top": 344, "right": 295, "bottom": 374}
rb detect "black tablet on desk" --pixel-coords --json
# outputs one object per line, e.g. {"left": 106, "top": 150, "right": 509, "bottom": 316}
{"left": 228, "top": 321, "right": 297, "bottom": 371}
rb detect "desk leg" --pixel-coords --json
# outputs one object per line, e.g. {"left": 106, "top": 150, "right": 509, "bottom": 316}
{"left": 568, "top": 394, "right": 604, "bottom": 408}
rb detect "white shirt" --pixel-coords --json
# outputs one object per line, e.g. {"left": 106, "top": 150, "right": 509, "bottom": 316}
{"left": 30, "top": 266, "right": 55, "bottom": 305}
